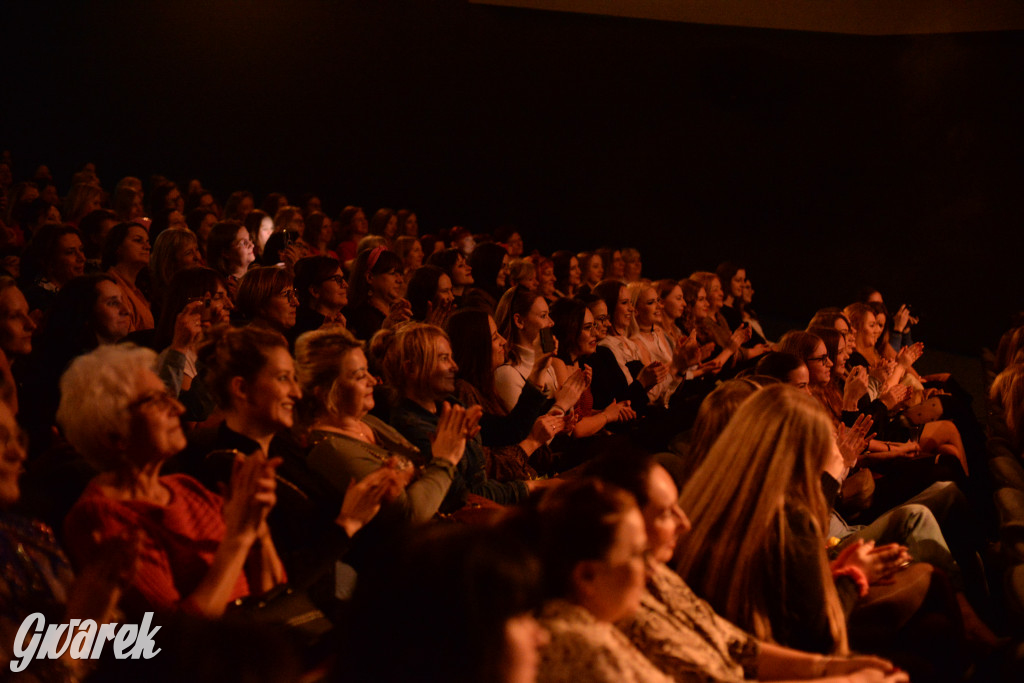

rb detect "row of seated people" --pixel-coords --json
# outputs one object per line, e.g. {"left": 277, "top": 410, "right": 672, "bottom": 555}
{"left": 0, "top": 168, "right": 1012, "bottom": 681}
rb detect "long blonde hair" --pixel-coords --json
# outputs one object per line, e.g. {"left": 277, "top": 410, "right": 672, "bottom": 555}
{"left": 676, "top": 384, "right": 849, "bottom": 654}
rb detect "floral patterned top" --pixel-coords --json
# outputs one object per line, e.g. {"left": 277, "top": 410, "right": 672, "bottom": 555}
{"left": 617, "top": 561, "right": 760, "bottom": 682}
{"left": 538, "top": 598, "right": 674, "bottom": 683}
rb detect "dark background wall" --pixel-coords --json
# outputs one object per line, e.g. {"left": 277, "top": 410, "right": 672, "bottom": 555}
{"left": 2, "top": 1, "right": 1022, "bottom": 352}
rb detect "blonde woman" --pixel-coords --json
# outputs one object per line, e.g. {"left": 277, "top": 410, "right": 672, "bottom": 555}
{"left": 295, "top": 326, "right": 470, "bottom": 523}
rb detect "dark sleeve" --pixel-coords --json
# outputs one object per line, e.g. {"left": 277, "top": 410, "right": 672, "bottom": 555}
{"left": 720, "top": 305, "right": 742, "bottom": 331}
{"left": 587, "top": 347, "right": 650, "bottom": 411}
{"left": 393, "top": 407, "right": 527, "bottom": 512}
{"left": 770, "top": 508, "right": 852, "bottom": 655}
{"left": 478, "top": 382, "right": 553, "bottom": 448}
{"left": 847, "top": 397, "right": 891, "bottom": 431}
{"left": 455, "top": 437, "right": 529, "bottom": 506}
{"left": 343, "top": 304, "right": 385, "bottom": 341}
{"left": 821, "top": 472, "right": 841, "bottom": 514}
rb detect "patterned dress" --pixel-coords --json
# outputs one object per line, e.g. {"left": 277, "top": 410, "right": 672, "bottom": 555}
{"left": 537, "top": 598, "right": 674, "bottom": 683}
{"left": 617, "top": 561, "right": 760, "bottom": 682}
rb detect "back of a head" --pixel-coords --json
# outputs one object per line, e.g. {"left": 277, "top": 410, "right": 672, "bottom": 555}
{"left": 684, "top": 379, "right": 760, "bottom": 480}
{"left": 446, "top": 308, "right": 493, "bottom": 394}
{"left": 534, "top": 478, "right": 637, "bottom": 600}
{"left": 341, "top": 523, "right": 541, "bottom": 683}
{"left": 807, "top": 307, "right": 846, "bottom": 331}
{"left": 777, "top": 330, "right": 822, "bottom": 364}
{"left": 469, "top": 241, "right": 508, "bottom": 296}
{"left": 755, "top": 351, "right": 805, "bottom": 383}
{"left": 406, "top": 265, "right": 445, "bottom": 321}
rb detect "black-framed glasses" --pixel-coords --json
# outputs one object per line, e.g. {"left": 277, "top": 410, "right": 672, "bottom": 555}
{"left": 807, "top": 354, "right": 832, "bottom": 365}
{"left": 319, "top": 274, "right": 347, "bottom": 287}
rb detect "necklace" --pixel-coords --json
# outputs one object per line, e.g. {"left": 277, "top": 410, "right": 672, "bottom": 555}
{"left": 313, "top": 420, "right": 373, "bottom": 443}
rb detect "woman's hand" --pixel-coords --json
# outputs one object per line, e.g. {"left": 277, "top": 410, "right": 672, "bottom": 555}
{"left": 278, "top": 245, "right": 302, "bottom": 270}
{"left": 868, "top": 358, "right": 896, "bottom": 387}
{"left": 691, "top": 358, "right": 723, "bottom": 379}
{"left": 171, "top": 300, "right": 205, "bottom": 353}
{"left": 336, "top": 467, "right": 398, "bottom": 537}
{"left": 602, "top": 399, "right": 637, "bottom": 425}
{"left": 836, "top": 414, "right": 874, "bottom": 467}
{"left": 551, "top": 366, "right": 586, "bottom": 409}
{"left": 383, "top": 298, "right": 413, "bottom": 329}
{"left": 826, "top": 654, "right": 901, "bottom": 677}
{"left": 527, "top": 413, "right": 564, "bottom": 445}
{"left": 223, "top": 451, "right": 280, "bottom": 544}
{"left": 425, "top": 296, "right": 454, "bottom": 328}
{"left": 743, "top": 342, "right": 773, "bottom": 360}
{"left": 831, "top": 539, "right": 911, "bottom": 585}
{"left": 846, "top": 668, "right": 910, "bottom": 683}
{"left": 727, "top": 324, "right": 752, "bottom": 352}
{"left": 526, "top": 347, "right": 557, "bottom": 388}
{"left": 637, "top": 360, "right": 669, "bottom": 389}
{"left": 896, "top": 342, "right": 924, "bottom": 369}
{"left": 892, "top": 304, "right": 911, "bottom": 333}
{"left": 382, "top": 455, "right": 415, "bottom": 495}
{"left": 827, "top": 654, "right": 907, "bottom": 683}
{"left": 674, "top": 329, "right": 703, "bottom": 369}
{"left": 880, "top": 383, "right": 912, "bottom": 410}
{"left": 843, "top": 365, "right": 870, "bottom": 410}
{"left": 430, "top": 402, "right": 477, "bottom": 466}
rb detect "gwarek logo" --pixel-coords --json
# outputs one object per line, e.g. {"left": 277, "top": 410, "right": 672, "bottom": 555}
{"left": 10, "top": 612, "right": 161, "bottom": 672}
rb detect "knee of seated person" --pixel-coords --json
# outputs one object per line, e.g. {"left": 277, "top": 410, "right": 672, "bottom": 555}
{"left": 892, "top": 503, "right": 937, "bottom": 535}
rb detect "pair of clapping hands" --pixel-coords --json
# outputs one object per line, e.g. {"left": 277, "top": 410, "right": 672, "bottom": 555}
{"left": 337, "top": 403, "right": 482, "bottom": 535}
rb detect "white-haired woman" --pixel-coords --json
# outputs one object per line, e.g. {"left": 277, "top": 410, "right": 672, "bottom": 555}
{"left": 60, "top": 344, "right": 287, "bottom": 617}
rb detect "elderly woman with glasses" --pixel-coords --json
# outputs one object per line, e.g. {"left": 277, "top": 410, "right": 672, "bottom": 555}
{"left": 60, "top": 344, "right": 287, "bottom": 617}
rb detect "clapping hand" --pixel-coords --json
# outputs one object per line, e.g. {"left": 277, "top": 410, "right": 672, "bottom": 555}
{"left": 836, "top": 414, "right": 874, "bottom": 467}
{"left": 383, "top": 298, "right": 413, "bottom": 329}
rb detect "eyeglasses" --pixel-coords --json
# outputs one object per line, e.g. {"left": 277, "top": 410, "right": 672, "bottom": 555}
{"left": 807, "top": 354, "right": 832, "bottom": 365}
{"left": 234, "top": 237, "right": 254, "bottom": 248}
{"left": 593, "top": 315, "right": 610, "bottom": 324}
{"left": 130, "top": 390, "right": 180, "bottom": 412}
{"left": 276, "top": 289, "right": 300, "bottom": 303}
{"left": 319, "top": 275, "right": 347, "bottom": 287}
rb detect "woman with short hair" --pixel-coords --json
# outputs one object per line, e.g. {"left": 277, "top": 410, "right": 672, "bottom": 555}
{"left": 293, "top": 256, "right": 347, "bottom": 336}
{"left": 295, "top": 326, "right": 467, "bottom": 523}
{"left": 60, "top": 344, "right": 287, "bottom": 617}
{"left": 387, "top": 323, "right": 547, "bottom": 512}
{"left": 235, "top": 266, "right": 297, "bottom": 335}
